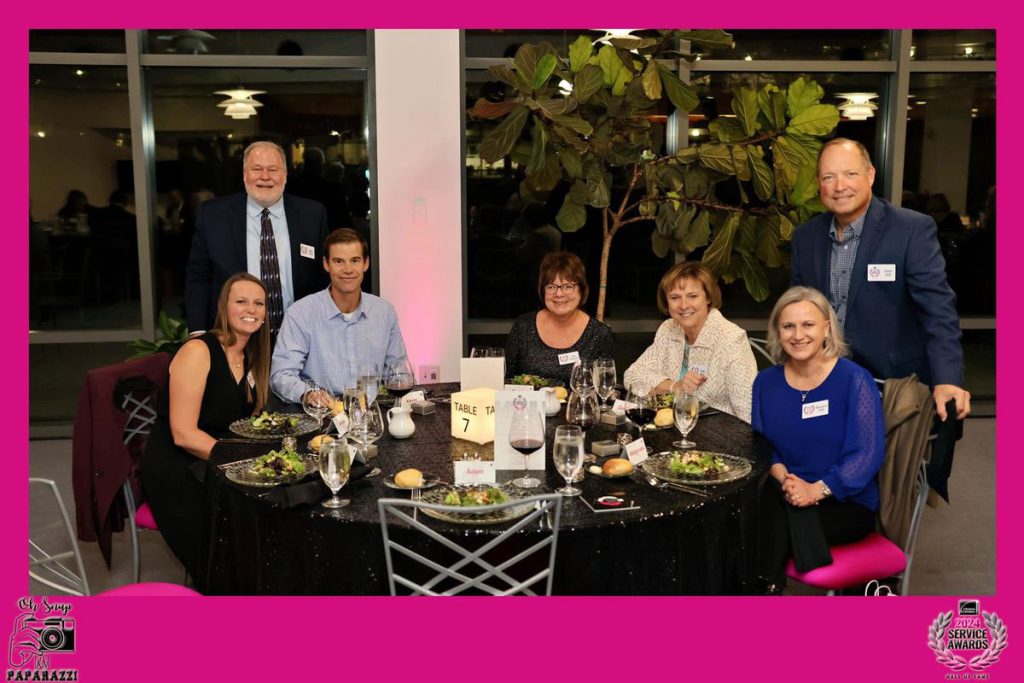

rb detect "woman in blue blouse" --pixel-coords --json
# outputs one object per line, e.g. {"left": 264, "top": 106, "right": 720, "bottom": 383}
{"left": 752, "top": 287, "right": 885, "bottom": 594}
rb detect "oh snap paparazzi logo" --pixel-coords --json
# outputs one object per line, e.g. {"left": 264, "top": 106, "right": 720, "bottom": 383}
{"left": 928, "top": 600, "right": 1008, "bottom": 678}
{"left": 5, "top": 597, "right": 78, "bottom": 681}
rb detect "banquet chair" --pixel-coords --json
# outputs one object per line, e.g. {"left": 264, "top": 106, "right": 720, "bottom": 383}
{"left": 119, "top": 387, "right": 161, "bottom": 584}
{"left": 748, "top": 337, "right": 775, "bottom": 369}
{"left": 31, "top": 478, "right": 201, "bottom": 597}
{"left": 378, "top": 493, "right": 563, "bottom": 596}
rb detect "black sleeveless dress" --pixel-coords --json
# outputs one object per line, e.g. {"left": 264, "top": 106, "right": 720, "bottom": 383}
{"left": 141, "top": 333, "right": 255, "bottom": 580}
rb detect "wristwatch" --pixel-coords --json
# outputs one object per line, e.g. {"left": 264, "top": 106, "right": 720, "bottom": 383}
{"left": 819, "top": 481, "right": 832, "bottom": 499}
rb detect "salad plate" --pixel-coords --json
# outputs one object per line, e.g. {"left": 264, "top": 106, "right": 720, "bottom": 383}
{"left": 642, "top": 450, "right": 752, "bottom": 485}
{"left": 229, "top": 412, "right": 319, "bottom": 441}
{"left": 222, "top": 449, "right": 318, "bottom": 488}
{"left": 419, "top": 486, "right": 533, "bottom": 525}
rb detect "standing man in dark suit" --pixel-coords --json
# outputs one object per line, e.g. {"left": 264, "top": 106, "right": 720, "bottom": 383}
{"left": 185, "top": 141, "right": 329, "bottom": 340}
{"left": 790, "top": 138, "right": 971, "bottom": 421}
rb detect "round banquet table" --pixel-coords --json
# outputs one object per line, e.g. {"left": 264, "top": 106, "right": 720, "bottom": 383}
{"left": 196, "top": 384, "right": 772, "bottom": 595}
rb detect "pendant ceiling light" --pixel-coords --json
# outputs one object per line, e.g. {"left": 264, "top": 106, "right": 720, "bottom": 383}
{"left": 836, "top": 92, "right": 879, "bottom": 121}
{"left": 214, "top": 88, "right": 266, "bottom": 120}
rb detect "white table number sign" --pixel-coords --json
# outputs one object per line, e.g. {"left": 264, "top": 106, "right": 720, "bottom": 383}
{"left": 450, "top": 388, "right": 496, "bottom": 444}
{"left": 493, "top": 391, "right": 546, "bottom": 470}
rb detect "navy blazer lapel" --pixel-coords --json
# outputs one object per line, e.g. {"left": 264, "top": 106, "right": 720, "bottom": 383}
{"left": 231, "top": 194, "right": 248, "bottom": 272}
{"left": 845, "top": 196, "right": 886, "bottom": 313}
{"left": 811, "top": 214, "right": 830, "bottom": 291}
{"left": 283, "top": 195, "right": 303, "bottom": 289}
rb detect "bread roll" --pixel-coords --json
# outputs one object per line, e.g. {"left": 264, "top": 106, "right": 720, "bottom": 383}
{"left": 553, "top": 387, "right": 568, "bottom": 401}
{"left": 654, "top": 407, "right": 674, "bottom": 427}
{"left": 309, "top": 434, "right": 335, "bottom": 451}
{"left": 602, "top": 458, "right": 633, "bottom": 476}
{"left": 330, "top": 400, "right": 346, "bottom": 417}
{"left": 394, "top": 468, "right": 424, "bottom": 488}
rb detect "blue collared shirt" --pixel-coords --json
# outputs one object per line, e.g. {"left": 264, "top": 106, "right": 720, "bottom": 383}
{"left": 270, "top": 288, "right": 410, "bottom": 403}
{"left": 245, "top": 196, "right": 295, "bottom": 310}
{"left": 827, "top": 210, "right": 867, "bottom": 328}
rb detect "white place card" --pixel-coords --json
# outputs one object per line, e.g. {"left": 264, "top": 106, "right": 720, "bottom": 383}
{"left": 454, "top": 460, "right": 496, "bottom": 485}
{"left": 399, "top": 390, "right": 425, "bottom": 408}
{"left": 493, "top": 391, "right": 546, "bottom": 471}
{"left": 611, "top": 399, "right": 634, "bottom": 415}
{"left": 331, "top": 412, "right": 350, "bottom": 435}
{"left": 460, "top": 357, "right": 506, "bottom": 392}
{"left": 504, "top": 384, "right": 534, "bottom": 392}
{"left": 624, "top": 438, "right": 649, "bottom": 466}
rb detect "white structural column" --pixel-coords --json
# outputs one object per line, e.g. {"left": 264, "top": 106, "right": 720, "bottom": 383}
{"left": 374, "top": 30, "right": 463, "bottom": 381}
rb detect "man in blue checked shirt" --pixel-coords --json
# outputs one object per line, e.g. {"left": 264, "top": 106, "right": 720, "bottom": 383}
{"left": 270, "top": 228, "right": 409, "bottom": 404}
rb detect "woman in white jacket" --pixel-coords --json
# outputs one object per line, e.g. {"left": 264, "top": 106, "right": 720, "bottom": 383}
{"left": 623, "top": 261, "right": 756, "bottom": 423}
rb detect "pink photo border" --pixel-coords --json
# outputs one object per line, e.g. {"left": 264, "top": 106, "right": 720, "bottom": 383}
{"left": 7, "top": 4, "right": 1018, "bottom": 681}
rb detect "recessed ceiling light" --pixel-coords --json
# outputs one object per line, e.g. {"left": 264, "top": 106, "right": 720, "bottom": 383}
{"left": 915, "top": 100, "right": 926, "bottom": 105}
{"left": 74, "top": 69, "right": 84, "bottom": 77}
{"left": 36, "top": 131, "right": 46, "bottom": 138}
{"left": 744, "top": 54, "right": 753, "bottom": 61}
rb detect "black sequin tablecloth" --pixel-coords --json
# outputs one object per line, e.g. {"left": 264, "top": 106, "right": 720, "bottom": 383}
{"left": 198, "top": 384, "right": 772, "bottom": 595}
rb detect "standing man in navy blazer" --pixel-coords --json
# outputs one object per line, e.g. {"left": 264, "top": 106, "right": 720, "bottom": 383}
{"left": 790, "top": 138, "right": 971, "bottom": 421}
{"left": 185, "top": 140, "right": 330, "bottom": 338}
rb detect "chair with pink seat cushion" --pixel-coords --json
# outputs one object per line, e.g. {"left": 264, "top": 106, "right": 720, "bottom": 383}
{"left": 98, "top": 582, "right": 200, "bottom": 597}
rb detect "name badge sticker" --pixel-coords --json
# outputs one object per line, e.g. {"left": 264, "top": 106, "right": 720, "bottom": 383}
{"left": 300, "top": 243, "right": 316, "bottom": 259}
{"left": 867, "top": 263, "right": 896, "bottom": 282}
{"left": 558, "top": 351, "right": 581, "bottom": 366}
{"left": 801, "top": 399, "right": 829, "bottom": 419}
{"left": 690, "top": 364, "right": 709, "bottom": 376}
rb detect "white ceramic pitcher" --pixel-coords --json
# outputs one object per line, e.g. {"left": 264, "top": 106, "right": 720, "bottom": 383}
{"left": 386, "top": 405, "right": 415, "bottom": 439}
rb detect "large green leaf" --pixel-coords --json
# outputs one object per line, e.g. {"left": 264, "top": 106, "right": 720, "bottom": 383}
{"left": 698, "top": 144, "right": 736, "bottom": 175}
{"left": 559, "top": 148, "right": 583, "bottom": 178}
{"left": 787, "top": 104, "right": 840, "bottom": 137}
{"left": 556, "top": 194, "right": 587, "bottom": 232}
{"left": 675, "top": 146, "right": 700, "bottom": 163}
{"left": 487, "top": 64, "right": 516, "bottom": 87}
{"left": 533, "top": 53, "right": 558, "bottom": 91}
{"left": 786, "top": 77, "right": 824, "bottom": 118}
{"left": 736, "top": 214, "right": 757, "bottom": 254}
{"left": 673, "top": 205, "right": 697, "bottom": 241}
{"left": 709, "top": 117, "right": 746, "bottom": 143}
{"left": 730, "top": 145, "right": 751, "bottom": 181}
{"left": 526, "top": 121, "right": 547, "bottom": 175}
{"left": 611, "top": 65, "right": 632, "bottom": 96}
{"left": 569, "top": 35, "right": 592, "bottom": 73}
{"left": 656, "top": 62, "right": 699, "bottom": 112}
{"left": 531, "top": 151, "right": 562, "bottom": 192}
{"left": 737, "top": 251, "right": 770, "bottom": 302}
{"left": 756, "top": 215, "right": 784, "bottom": 268}
{"left": 530, "top": 96, "right": 571, "bottom": 117}
{"left": 789, "top": 162, "right": 819, "bottom": 207}
{"left": 552, "top": 123, "right": 589, "bottom": 153}
{"left": 749, "top": 147, "right": 773, "bottom": 201}
{"left": 655, "top": 203, "right": 678, "bottom": 236}
{"left": 568, "top": 179, "right": 588, "bottom": 204}
{"left": 586, "top": 167, "right": 611, "bottom": 208}
{"left": 641, "top": 59, "right": 662, "bottom": 100}
{"left": 680, "top": 209, "right": 711, "bottom": 252}
{"left": 731, "top": 88, "right": 760, "bottom": 137}
{"left": 658, "top": 165, "right": 684, "bottom": 192}
{"left": 652, "top": 230, "right": 672, "bottom": 258}
{"left": 684, "top": 165, "right": 710, "bottom": 199}
{"left": 468, "top": 98, "right": 521, "bottom": 120}
{"left": 514, "top": 44, "right": 543, "bottom": 91}
{"left": 778, "top": 212, "right": 795, "bottom": 240}
{"left": 550, "top": 113, "right": 593, "bottom": 136}
{"left": 772, "top": 135, "right": 815, "bottom": 188}
{"left": 573, "top": 64, "right": 604, "bottom": 104}
{"left": 675, "top": 30, "right": 734, "bottom": 49}
{"left": 756, "top": 84, "right": 784, "bottom": 128}
{"left": 597, "top": 45, "right": 622, "bottom": 87}
{"left": 702, "top": 212, "right": 740, "bottom": 273}
{"left": 479, "top": 106, "right": 529, "bottom": 163}
{"left": 609, "top": 36, "right": 659, "bottom": 50}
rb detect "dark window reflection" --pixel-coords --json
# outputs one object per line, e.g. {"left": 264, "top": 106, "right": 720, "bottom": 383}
{"left": 29, "top": 30, "right": 126, "bottom": 53}
{"left": 911, "top": 30, "right": 995, "bottom": 61}
{"left": 29, "top": 65, "right": 140, "bottom": 330}
{"left": 145, "top": 30, "right": 366, "bottom": 56}
{"left": 147, "top": 68, "right": 370, "bottom": 319}
{"left": 699, "top": 30, "right": 891, "bottom": 60}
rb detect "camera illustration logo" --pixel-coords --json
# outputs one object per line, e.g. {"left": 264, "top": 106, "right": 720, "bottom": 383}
{"left": 7, "top": 597, "right": 77, "bottom": 675}
{"left": 928, "top": 599, "right": 1008, "bottom": 674}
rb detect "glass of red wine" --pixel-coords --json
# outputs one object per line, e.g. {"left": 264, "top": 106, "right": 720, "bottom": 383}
{"left": 509, "top": 395, "right": 545, "bottom": 488}
{"left": 625, "top": 384, "right": 656, "bottom": 430}
{"left": 384, "top": 359, "right": 416, "bottom": 402}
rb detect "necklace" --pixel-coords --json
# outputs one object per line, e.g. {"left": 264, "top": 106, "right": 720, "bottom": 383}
{"left": 222, "top": 345, "right": 243, "bottom": 370}
{"left": 800, "top": 390, "right": 809, "bottom": 403}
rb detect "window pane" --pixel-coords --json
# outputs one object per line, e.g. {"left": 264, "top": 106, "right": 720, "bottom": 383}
{"left": 30, "top": 343, "right": 137, "bottom": 425}
{"left": 689, "top": 71, "right": 888, "bottom": 318}
{"left": 147, "top": 67, "right": 370, "bottom": 320}
{"left": 145, "top": 30, "right": 366, "bottom": 56}
{"left": 29, "top": 30, "right": 126, "bottom": 53}
{"left": 911, "top": 30, "right": 995, "bottom": 61}
{"left": 30, "top": 65, "right": 141, "bottom": 330}
{"left": 465, "top": 70, "right": 672, "bottom": 320}
{"left": 700, "top": 30, "right": 892, "bottom": 60}
{"left": 903, "top": 72, "right": 995, "bottom": 316}
{"left": 465, "top": 30, "right": 623, "bottom": 58}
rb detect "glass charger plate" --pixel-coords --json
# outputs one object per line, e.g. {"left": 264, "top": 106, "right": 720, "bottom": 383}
{"left": 222, "top": 454, "right": 319, "bottom": 488}
{"left": 419, "top": 487, "right": 533, "bottom": 525}
{"left": 229, "top": 414, "right": 319, "bottom": 441}
{"left": 383, "top": 473, "right": 441, "bottom": 490}
{"left": 642, "top": 451, "right": 752, "bottom": 485}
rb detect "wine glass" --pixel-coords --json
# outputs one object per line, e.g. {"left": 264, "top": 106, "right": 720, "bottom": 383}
{"left": 349, "top": 400, "right": 384, "bottom": 461}
{"left": 553, "top": 425, "right": 584, "bottom": 496}
{"left": 302, "top": 381, "right": 334, "bottom": 430}
{"left": 593, "top": 358, "right": 617, "bottom": 408}
{"left": 384, "top": 359, "right": 416, "bottom": 403}
{"left": 509, "top": 395, "right": 545, "bottom": 489}
{"left": 625, "top": 384, "right": 656, "bottom": 429}
{"left": 570, "top": 359, "right": 594, "bottom": 394}
{"left": 565, "top": 387, "right": 599, "bottom": 464}
{"left": 319, "top": 440, "right": 352, "bottom": 508}
{"left": 357, "top": 361, "right": 381, "bottom": 405}
{"left": 673, "top": 389, "right": 700, "bottom": 449}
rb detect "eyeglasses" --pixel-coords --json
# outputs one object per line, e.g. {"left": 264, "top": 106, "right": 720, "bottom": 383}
{"left": 544, "top": 283, "right": 578, "bottom": 294}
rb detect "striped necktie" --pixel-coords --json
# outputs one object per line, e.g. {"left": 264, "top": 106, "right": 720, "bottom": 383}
{"left": 259, "top": 208, "right": 284, "bottom": 335}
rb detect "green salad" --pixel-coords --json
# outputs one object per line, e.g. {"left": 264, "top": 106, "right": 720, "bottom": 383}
{"left": 656, "top": 393, "right": 675, "bottom": 408}
{"left": 443, "top": 487, "right": 509, "bottom": 507}
{"left": 250, "top": 411, "right": 300, "bottom": 434}
{"left": 252, "top": 447, "right": 307, "bottom": 479}
{"left": 508, "top": 374, "right": 555, "bottom": 388}
{"left": 668, "top": 450, "right": 730, "bottom": 477}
